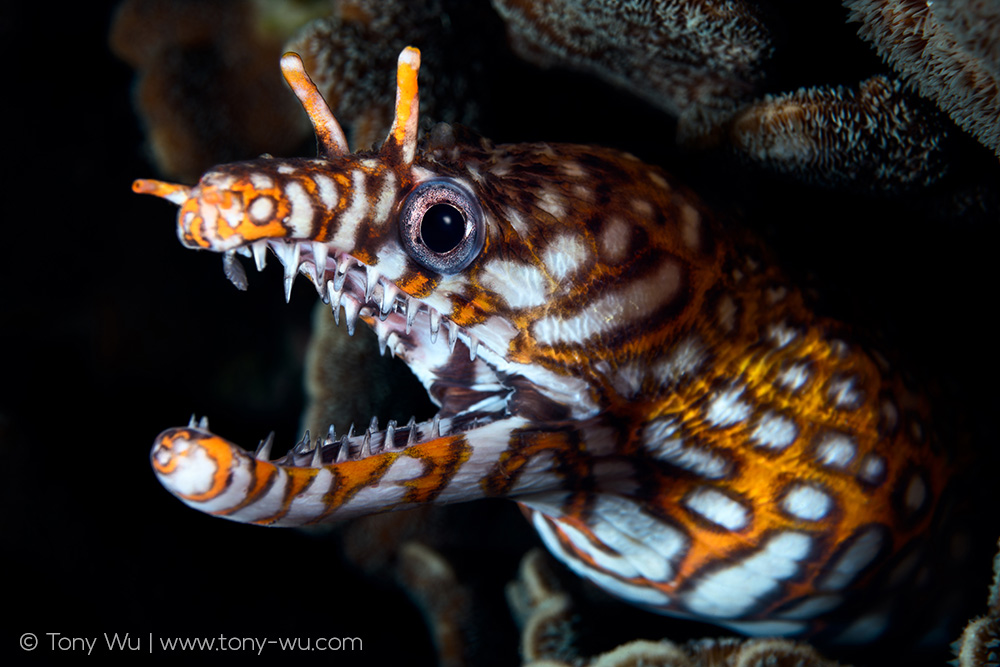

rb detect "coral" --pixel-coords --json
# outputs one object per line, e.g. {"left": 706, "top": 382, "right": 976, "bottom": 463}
{"left": 952, "top": 538, "right": 1000, "bottom": 667}
{"left": 730, "top": 75, "right": 951, "bottom": 191}
{"left": 844, "top": 0, "right": 1000, "bottom": 157}
{"left": 109, "top": 0, "right": 320, "bottom": 181}
{"left": 395, "top": 542, "right": 474, "bottom": 667}
{"left": 285, "top": 0, "right": 498, "bottom": 150}
{"left": 490, "top": 0, "right": 773, "bottom": 143}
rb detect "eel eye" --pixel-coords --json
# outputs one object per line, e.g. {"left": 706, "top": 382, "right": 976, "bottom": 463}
{"left": 399, "top": 179, "right": 484, "bottom": 274}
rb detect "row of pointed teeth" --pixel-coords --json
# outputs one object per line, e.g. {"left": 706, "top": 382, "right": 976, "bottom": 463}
{"left": 186, "top": 414, "right": 452, "bottom": 467}
{"left": 226, "top": 239, "right": 481, "bottom": 360}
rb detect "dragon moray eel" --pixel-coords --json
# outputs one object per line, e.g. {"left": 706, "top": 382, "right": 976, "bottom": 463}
{"left": 134, "top": 48, "right": 962, "bottom": 643}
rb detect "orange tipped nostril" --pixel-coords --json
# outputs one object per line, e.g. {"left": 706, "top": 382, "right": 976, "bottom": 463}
{"left": 132, "top": 178, "right": 193, "bottom": 205}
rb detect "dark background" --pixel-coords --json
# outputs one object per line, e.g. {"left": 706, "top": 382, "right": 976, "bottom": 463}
{"left": 4, "top": 2, "right": 998, "bottom": 665}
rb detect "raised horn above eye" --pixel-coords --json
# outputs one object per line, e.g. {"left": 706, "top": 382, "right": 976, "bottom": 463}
{"left": 398, "top": 179, "right": 485, "bottom": 275}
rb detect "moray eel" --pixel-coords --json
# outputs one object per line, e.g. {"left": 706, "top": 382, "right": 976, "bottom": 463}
{"left": 134, "top": 48, "right": 961, "bottom": 643}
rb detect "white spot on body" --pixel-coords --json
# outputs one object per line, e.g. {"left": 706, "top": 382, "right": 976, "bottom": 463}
{"left": 717, "top": 295, "right": 737, "bottom": 332}
{"left": 644, "top": 418, "right": 731, "bottom": 479}
{"left": 372, "top": 171, "right": 397, "bottom": 225}
{"left": 858, "top": 454, "right": 887, "bottom": 485}
{"left": 819, "top": 527, "right": 884, "bottom": 591}
{"left": 560, "top": 161, "right": 587, "bottom": 178}
{"left": 751, "top": 411, "right": 798, "bottom": 451}
{"left": 781, "top": 484, "right": 833, "bottom": 521}
{"left": 504, "top": 206, "right": 530, "bottom": 238}
{"left": 684, "top": 532, "right": 812, "bottom": 618}
{"left": 542, "top": 234, "right": 590, "bottom": 281}
{"left": 767, "top": 322, "right": 799, "bottom": 348}
{"left": 828, "top": 375, "right": 863, "bottom": 409}
{"left": 533, "top": 261, "right": 681, "bottom": 345}
{"left": 536, "top": 188, "right": 567, "bottom": 219}
{"left": 311, "top": 173, "right": 338, "bottom": 210}
{"left": 248, "top": 196, "right": 274, "bottom": 223}
{"left": 599, "top": 217, "right": 630, "bottom": 263}
{"left": 652, "top": 337, "right": 706, "bottom": 386}
{"left": 591, "top": 495, "right": 688, "bottom": 582}
{"left": 465, "top": 163, "right": 483, "bottom": 183}
{"left": 679, "top": 203, "right": 701, "bottom": 251}
{"left": 578, "top": 495, "right": 687, "bottom": 582}
{"left": 776, "top": 594, "right": 843, "bottom": 620}
{"left": 480, "top": 258, "right": 549, "bottom": 308}
{"left": 903, "top": 473, "right": 927, "bottom": 512}
{"left": 766, "top": 286, "right": 788, "bottom": 304}
{"left": 776, "top": 362, "right": 811, "bottom": 392}
{"left": 284, "top": 180, "right": 315, "bottom": 237}
{"left": 684, "top": 487, "right": 750, "bottom": 531}
{"left": 277, "top": 163, "right": 297, "bottom": 175}
{"left": 572, "top": 184, "right": 593, "bottom": 202}
{"left": 631, "top": 198, "right": 654, "bottom": 219}
{"left": 704, "top": 385, "right": 752, "bottom": 428}
{"left": 330, "top": 171, "right": 367, "bottom": 250}
{"left": 249, "top": 173, "right": 274, "bottom": 190}
{"left": 814, "top": 432, "right": 857, "bottom": 469}
{"left": 880, "top": 399, "right": 898, "bottom": 433}
{"left": 612, "top": 362, "right": 646, "bottom": 399}
{"left": 648, "top": 170, "right": 670, "bottom": 189}
{"left": 531, "top": 512, "right": 672, "bottom": 607}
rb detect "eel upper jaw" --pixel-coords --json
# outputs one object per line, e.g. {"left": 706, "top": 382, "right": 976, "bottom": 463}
{"left": 220, "top": 235, "right": 518, "bottom": 465}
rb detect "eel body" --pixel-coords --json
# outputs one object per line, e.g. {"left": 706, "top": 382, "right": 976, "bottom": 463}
{"left": 134, "top": 48, "right": 959, "bottom": 643}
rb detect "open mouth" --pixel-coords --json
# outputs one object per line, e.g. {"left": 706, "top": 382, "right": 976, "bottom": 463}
{"left": 202, "top": 236, "right": 512, "bottom": 468}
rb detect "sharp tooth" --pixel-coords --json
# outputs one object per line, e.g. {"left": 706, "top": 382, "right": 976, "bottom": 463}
{"left": 377, "top": 325, "right": 390, "bottom": 356}
{"left": 386, "top": 332, "right": 399, "bottom": 358}
{"left": 406, "top": 417, "right": 418, "bottom": 447}
{"left": 326, "top": 424, "right": 337, "bottom": 444}
{"left": 312, "top": 242, "right": 328, "bottom": 281}
{"left": 236, "top": 246, "right": 252, "bottom": 258}
{"left": 310, "top": 438, "right": 324, "bottom": 467}
{"left": 252, "top": 241, "right": 268, "bottom": 270}
{"left": 468, "top": 335, "right": 479, "bottom": 361}
{"left": 336, "top": 435, "right": 350, "bottom": 462}
{"left": 381, "top": 282, "right": 399, "bottom": 315}
{"left": 431, "top": 414, "right": 441, "bottom": 439}
{"left": 364, "top": 265, "right": 380, "bottom": 302}
{"left": 343, "top": 296, "right": 361, "bottom": 335}
{"left": 334, "top": 254, "right": 352, "bottom": 291}
{"left": 448, "top": 321, "right": 459, "bottom": 354}
{"left": 198, "top": 416, "right": 210, "bottom": 429}
{"left": 360, "top": 430, "right": 372, "bottom": 458}
{"left": 283, "top": 242, "right": 301, "bottom": 303}
{"left": 385, "top": 420, "right": 396, "bottom": 450}
{"left": 223, "top": 251, "right": 248, "bottom": 290}
{"left": 405, "top": 298, "right": 418, "bottom": 334}
{"left": 188, "top": 414, "right": 197, "bottom": 427}
{"left": 255, "top": 432, "right": 275, "bottom": 460}
{"left": 429, "top": 309, "right": 441, "bottom": 344}
{"left": 294, "top": 430, "right": 312, "bottom": 454}
{"left": 326, "top": 280, "right": 344, "bottom": 325}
